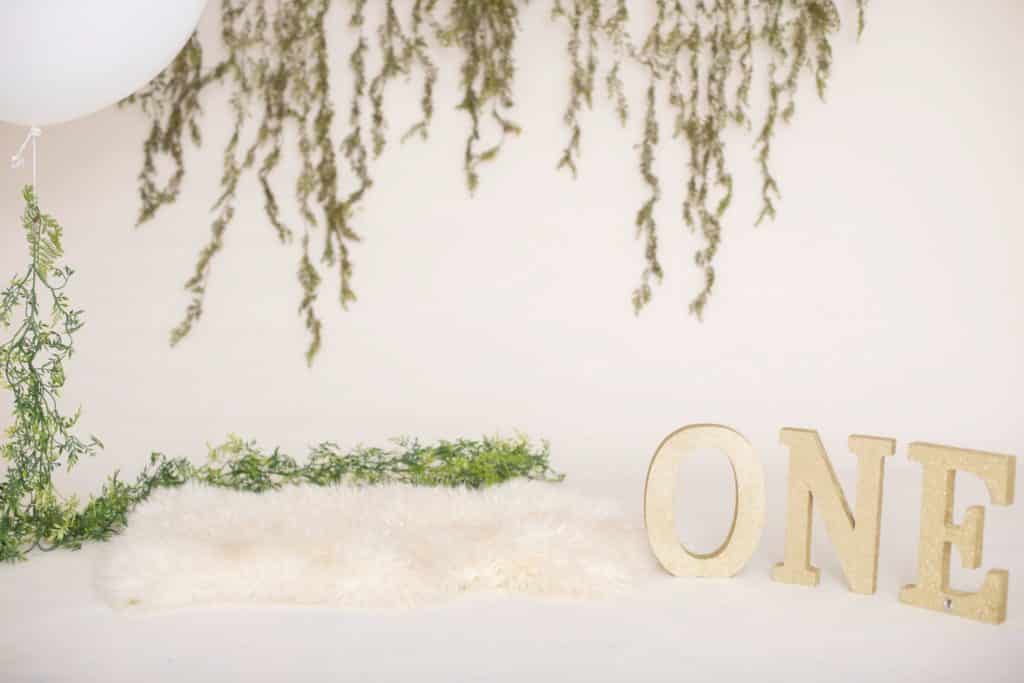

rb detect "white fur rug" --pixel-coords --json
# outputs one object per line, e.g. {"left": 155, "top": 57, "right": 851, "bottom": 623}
{"left": 96, "top": 482, "right": 654, "bottom": 611}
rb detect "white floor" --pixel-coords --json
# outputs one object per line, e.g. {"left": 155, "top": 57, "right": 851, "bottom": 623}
{"left": 2, "top": 458, "right": 1021, "bottom": 683}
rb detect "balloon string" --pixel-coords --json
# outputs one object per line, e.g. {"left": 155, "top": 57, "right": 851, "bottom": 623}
{"left": 11, "top": 125, "right": 41, "bottom": 195}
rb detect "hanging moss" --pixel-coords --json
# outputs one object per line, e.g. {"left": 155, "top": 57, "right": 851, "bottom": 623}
{"left": 130, "top": 0, "right": 866, "bottom": 362}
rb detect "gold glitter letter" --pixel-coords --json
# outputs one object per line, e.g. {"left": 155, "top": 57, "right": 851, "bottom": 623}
{"left": 772, "top": 429, "right": 896, "bottom": 594}
{"left": 899, "top": 442, "right": 1016, "bottom": 624}
{"left": 644, "top": 424, "right": 766, "bottom": 577}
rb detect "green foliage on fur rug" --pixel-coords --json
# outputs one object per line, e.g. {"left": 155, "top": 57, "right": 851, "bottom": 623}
{"left": 0, "top": 185, "right": 561, "bottom": 561}
{"left": 0, "top": 183, "right": 562, "bottom": 562}
{"left": 2, "top": 434, "right": 563, "bottom": 563}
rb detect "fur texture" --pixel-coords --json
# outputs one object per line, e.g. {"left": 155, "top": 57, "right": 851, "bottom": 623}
{"left": 96, "top": 482, "right": 654, "bottom": 611}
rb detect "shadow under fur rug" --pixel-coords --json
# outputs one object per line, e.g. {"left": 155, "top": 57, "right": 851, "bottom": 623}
{"left": 96, "top": 481, "right": 656, "bottom": 611}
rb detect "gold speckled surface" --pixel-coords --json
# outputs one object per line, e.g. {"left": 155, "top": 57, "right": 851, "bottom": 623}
{"left": 771, "top": 429, "right": 895, "bottom": 594}
{"left": 643, "top": 424, "right": 765, "bottom": 577}
{"left": 899, "top": 442, "right": 1016, "bottom": 625}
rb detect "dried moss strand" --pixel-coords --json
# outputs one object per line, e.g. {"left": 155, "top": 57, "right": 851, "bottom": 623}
{"left": 554, "top": 0, "right": 601, "bottom": 177}
{"left": 445, "top": 0, "right": 522, "bottom": 194}
{"left": 401, "top": 0, "right": 441, "bottom": 143}
{"left": 632, "top": 82, "right": 663, "bottom": 313}
{"left": 600, "top": 1, "right": 631, "bottom": 127}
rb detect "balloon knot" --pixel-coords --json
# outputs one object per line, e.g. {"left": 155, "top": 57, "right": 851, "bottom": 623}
{"left": 11, "top": 126, "right": 41, "bottom": 170}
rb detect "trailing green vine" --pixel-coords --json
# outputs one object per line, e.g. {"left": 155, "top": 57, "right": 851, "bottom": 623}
{"left": 130, "top": 0, "right": 867, "bottom": 362}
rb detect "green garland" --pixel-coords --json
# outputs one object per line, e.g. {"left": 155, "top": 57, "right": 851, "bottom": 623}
{"left": 130, "top": 0, "right": 867, "bottom": 364}
{"left": 1, "top": 433, "right": 562, "bottom": 563}
{"left": 0, "top": 187, "right": 562, "bottom": 561}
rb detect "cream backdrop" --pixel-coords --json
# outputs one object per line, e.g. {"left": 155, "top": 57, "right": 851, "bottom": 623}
{"left": 0, "top": 1, "right": 1021, "bottom": 545}
{"left": 2, "top": 3, "right": 1024, "bottom": 681}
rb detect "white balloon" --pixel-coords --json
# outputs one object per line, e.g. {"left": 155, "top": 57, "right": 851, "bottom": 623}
{"left": 0, "top": 0, "right": 207, "bottom": 127}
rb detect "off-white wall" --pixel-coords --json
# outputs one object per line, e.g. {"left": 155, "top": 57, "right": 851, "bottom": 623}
{"left": 0, "top": 0, "right": 1021, "bottom": 502}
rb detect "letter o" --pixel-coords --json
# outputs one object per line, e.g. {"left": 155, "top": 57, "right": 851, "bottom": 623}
{"left": 644, "top": 424, "right": 766, "bottom": 577}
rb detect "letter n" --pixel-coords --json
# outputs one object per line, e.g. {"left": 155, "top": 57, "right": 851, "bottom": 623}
{"left": 772, "top": 429, "right": 895, "bottom": 594}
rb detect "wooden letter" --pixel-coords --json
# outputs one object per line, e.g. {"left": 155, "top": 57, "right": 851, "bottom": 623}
{"left": 899, "top": 442, "right": 1016, "bottom": 624}
{"left": 644, "top": 424, "right": 765, "bottom": 577}
{"left": 772, "top": 429, "right": 896, "bottom": 594}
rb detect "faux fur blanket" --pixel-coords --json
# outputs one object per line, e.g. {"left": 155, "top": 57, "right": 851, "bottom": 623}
{"left": 96, "top": 482, "right": 654, "bottom": 611}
